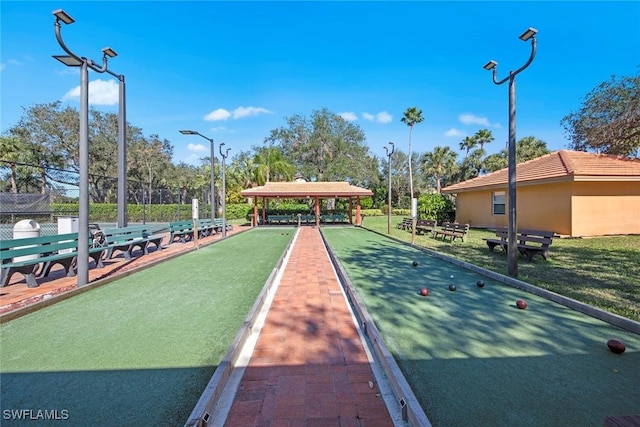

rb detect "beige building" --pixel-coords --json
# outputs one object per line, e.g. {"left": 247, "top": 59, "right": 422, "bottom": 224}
{"left": 441, "top": 150, "right": 640, "bottom": 237}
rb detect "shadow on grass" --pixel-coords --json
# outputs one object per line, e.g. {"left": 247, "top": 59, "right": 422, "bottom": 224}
{"left": 322, "top": 227, "right": 640, "bottom": 426}
{"left": 0, "top": 366, "right": 216, "bottom": 426}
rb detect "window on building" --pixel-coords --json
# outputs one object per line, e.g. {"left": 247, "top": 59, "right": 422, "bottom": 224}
{"left": 493, "top": 191, "right": 505, "bottom": 215}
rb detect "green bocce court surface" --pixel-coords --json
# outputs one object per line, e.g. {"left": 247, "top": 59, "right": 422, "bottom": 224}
{"left": 0, "top": 228, "right": 294, "bottom": 427}
{"left": 322, "top": 227, "right": 640, "bottom": 427}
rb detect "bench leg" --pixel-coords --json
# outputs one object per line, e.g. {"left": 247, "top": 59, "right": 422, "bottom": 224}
{"left": 90, "top": 250, "right": 106, "bottom": 268}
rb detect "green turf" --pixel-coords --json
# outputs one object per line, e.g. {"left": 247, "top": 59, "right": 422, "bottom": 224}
{"left": 0, "top": 227, "right": 294, "bottom": 426}
{"left": 322, "top": 227, "right": 640, "bottom": 427}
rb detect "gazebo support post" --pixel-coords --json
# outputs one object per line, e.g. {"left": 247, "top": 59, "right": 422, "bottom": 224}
{"left": 356, "top": 196, "right": 362, "bottom": 226}
{"left": 315, "top": 196, "right": 320, "bottom": 227}
{"left": 348, "top": 198, "right": 353, "bottom": 224}
{"left": 261, "top": 198, "right": 266, "bottom": 226}
{"left": 253, "top": 198, "right": 258, "bottom": 227}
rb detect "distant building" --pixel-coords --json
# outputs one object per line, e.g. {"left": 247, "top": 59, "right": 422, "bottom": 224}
{"left": 441, "top": 150, "right": 640, "bottom": 237}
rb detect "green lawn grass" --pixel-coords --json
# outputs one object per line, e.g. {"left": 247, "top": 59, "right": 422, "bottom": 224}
{"left": 362, "top": 215, "right": 640, "bottom": 322}
{"left": 0, "top": 228, "right": 294, "bottom": 427}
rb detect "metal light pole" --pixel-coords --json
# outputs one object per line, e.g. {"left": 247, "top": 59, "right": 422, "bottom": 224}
{"left": 179, "top": 130, "right": 216, "bottom": 220}
{"left": 483, "top": 27, "right": 537, "bottom": 278}
{"left": 219, "top": 142, "right": 231, "bottom": 238}
{"left": 383, "top": 142, "right": 395, "bottom": 235}
{"left": 53, "top": 9, "right": 120, "bottom": 286}
{"left": 107, "top": 69, "right": 128, "bottom": 229}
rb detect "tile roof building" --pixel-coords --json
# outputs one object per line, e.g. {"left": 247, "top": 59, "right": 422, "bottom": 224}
{"left": 441, "top": 150, "right": 640, "bottom": 237}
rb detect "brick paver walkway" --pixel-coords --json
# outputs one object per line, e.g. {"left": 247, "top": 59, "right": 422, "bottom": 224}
{"left": 224, "top": 227, "right": 394, "bottom": 427}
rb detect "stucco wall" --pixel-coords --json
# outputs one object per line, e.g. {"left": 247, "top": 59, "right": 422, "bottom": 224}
{"left": 453, "top": 190, "right": 502, "bottom": 228}
{"left": 571, "top": 181, "right": 640, "bottom": 236}
{"left": 516, "top": 182, "right": 572, "bottom": 235}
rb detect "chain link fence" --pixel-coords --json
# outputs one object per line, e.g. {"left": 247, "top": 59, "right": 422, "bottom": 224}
{"left": 0, "top": 161, "right": 214, "bottom": 240}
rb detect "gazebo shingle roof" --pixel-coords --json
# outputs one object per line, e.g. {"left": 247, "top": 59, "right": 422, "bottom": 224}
{"left": 240, "top": 181, "right": 373, "bottom": 198}
{"left": 442, "top": 150, "right": 640, "bottom": 193}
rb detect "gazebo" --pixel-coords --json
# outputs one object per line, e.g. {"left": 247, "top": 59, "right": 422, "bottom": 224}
{"left": 240, "top": 181, "right": 373, "bottom": 227}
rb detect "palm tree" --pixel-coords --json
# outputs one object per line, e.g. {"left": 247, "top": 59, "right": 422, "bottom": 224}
{"left": 421, "top": 146, "right": 458, "bottom": 194}
{"left": 459, "top": 136, "right": 477, "bottom": 157}
{"left": 516, "top": 136, "right": 550, "bottom": 161}
{"left": 474, "top": 129, "right": 494, "bottom": 151}
{"left": 401, "top": 107, "right": 424, "bottom": 201}
{"left": 253, "top": 146, "right": 296, "bottom": 185}
{"left": 0, "top": 136, "right": 25, "bottom": 193}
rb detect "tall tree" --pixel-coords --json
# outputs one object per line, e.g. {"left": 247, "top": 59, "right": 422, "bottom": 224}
{"left": 482, "top": 136, "right": 550, "bottom": 173}
{"left": 421, "top": 146, "right": 458, "bottom": 194}
{"left": 561, "top": 71, "right": 640, "bottom": 156}
{"left": 253, "top": 145, "right": 296, "bottom": 185}
{"left": 459, "top": 136, "right": 477, "bottom": 157}
{"left": 401, "top": 107, "right": 424, "bottom": 200}
{"left": 474, "top": 129, "right": 494, "bottom": 151}
{"left": 266, "top": 108, "right": 376, "bottom": 184}
{"left": 0, "top": 136, "right": 27, "bottom": 193}
{"left": 457, "top": 148, "right": 486, "bottom": 182}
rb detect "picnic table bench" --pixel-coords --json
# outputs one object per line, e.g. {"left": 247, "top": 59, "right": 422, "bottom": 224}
{"left": 432, "top": 222, "right": 470, "bottom": 242}
{"left": 397, "top": 217, "right": 413, "bottom": 230}
{"left": 484, "top": 227, "right": 556, "bottom": 261}
{"left": 517, "top": 229, "right": 556, "bottom": 261}
{"left": 103, "top": 226, "right": 163, "bottom": 260}
{"left": 415, "top": 219, "right": 437, "bottom": 235}
{"left": 1, "top": 233, "right": 106, "bottom": 288}
{"left": 267, "top": 215, "right": 293, "bottom": 225}
{"left": 484, "top": 227, "right": 508, "bottom": 252}
{"left": 169, "top": 220, "right": 195, "bottom": 243}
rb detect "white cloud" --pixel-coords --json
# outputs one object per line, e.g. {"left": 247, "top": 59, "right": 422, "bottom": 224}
{"left": 209, "top": 126, "right": 227, "bottom": 132}
{"left": 62, "top": 79, "right": 119, "bottom": 105}
{"left": 339, "top": 112, "right": 358, "bottom": 121}
{"left": 204, "top": 106, "right": 272, "bottom": 121}
{"left": 8, "top": 59, "right": 23, "bottom": 66}
{"left": 232, "top": 106, "right": 272, "bottom": 119}
{"left": 376, "top": 111, "right": 392, "bottom": 124}
{"left": 205, "top": 108, "right": 232, "bottom": 121}
{"left": 187, "top": 143, "right": 207, "bottom": 153}
{"left": 445, "top": 128, "right": 465, "bottom": 137}
{"left": 362, "top": 111, "right": 392, "bottom": 123}
{"left": 0, "top": 63, "right": 5, "bottom": 72}
{"left": 458, "top": 113, "right": 491, "bottom": 127}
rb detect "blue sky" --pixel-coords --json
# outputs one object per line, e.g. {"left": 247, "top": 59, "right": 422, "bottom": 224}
{"left": 2, "top": 1, "right": 639, "bottom": 166}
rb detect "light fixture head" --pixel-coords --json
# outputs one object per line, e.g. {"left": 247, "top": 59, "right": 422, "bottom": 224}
{"left": 179, "top": 130, "right": 198, "bottom": 135}
{"left": 52, "top": 54, "right": 83, "bottom": 67}
{"left": 519, "top": 27, "right": 538, "bottom": 41}
{"left": 483, "top": 60, "right": 498, "bottom": 71}
{"left": 52, "top": 9, "right": 75, "bottom": 25}
{"left": 102, "top": 47, "right": 117, "bottom": 58}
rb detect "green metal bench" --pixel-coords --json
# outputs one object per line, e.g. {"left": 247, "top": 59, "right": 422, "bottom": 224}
{"left": 197, "top": 218, "right": 216, "bottom": 238}
{"left": 103, "top": 226, "right": 163, "bottom": 260}
{"left": 1, "top": 233, "right": 106, "bottom": 288}
{"left": 169, "top": 220, "right": 195, "bottom": 243}
{"left": 267, "top": 215, "right": 293, "bottom": 225}
{"left": 213, "top": 218, "right": 233, "bottom": 233}
{"left": 321, "top": 214, "right": 347, "bottom": 224}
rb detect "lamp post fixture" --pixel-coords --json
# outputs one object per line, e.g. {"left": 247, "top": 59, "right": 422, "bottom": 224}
{"left": 52, "top": 9, "right": 122, "bottom": 286}
{"left": 219, "top": 142, "right": 231, "bottom": 238}
{"left": 179, "top": 130, "right": 216, "bottom": 220}
{"left": 483, "top": 27, "right": 537, "bottom": 278}
{"left": 383, "top": 142, "right": 395, "bottom": 235}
